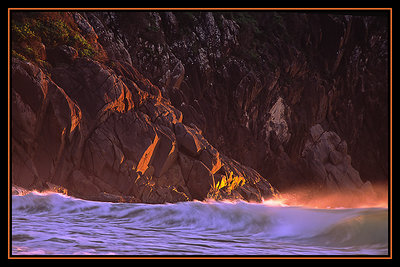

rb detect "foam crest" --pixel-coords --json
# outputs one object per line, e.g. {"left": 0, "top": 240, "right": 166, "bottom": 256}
{"left": 12, "top": 191, "right": 388, "bottom": 249}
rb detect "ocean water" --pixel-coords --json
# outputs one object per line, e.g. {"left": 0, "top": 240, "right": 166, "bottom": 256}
{"left": 11, "top": 191, "right": 389, "bottom": 256}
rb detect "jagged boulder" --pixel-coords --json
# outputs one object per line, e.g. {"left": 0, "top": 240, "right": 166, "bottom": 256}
{"left": 151, "top": 128, "right": 178, "bottom": 178}
{"left": 199, "top": 148, "right": 222, "bottom": 175}
{"left": 174, "top": 122, "right": 204, "bottom": 156}
{"left": 302, "top": 124, "right": 371, "bottom": 193}
{"left": 186, "top": 160, "right": 215, "bottom": 201}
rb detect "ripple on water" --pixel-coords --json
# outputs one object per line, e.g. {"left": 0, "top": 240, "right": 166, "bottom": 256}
{"left": 12, "top": 234, "right": 35, "bottom": 242}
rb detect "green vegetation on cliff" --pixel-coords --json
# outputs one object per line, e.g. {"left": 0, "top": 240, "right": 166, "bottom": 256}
{"left": 11, "top": 12, "right": 97, "bottom": 69}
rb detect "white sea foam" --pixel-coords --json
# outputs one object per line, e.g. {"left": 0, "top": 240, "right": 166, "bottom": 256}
{"left": 11, "top": 191, "right": 389, "bottom": 256}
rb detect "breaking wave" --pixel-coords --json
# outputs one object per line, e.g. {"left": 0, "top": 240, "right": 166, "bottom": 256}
{"left": 11, "top": 191, "right": 388, "bottom": 255}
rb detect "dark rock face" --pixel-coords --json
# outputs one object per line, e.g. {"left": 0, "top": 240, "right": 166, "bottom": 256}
{"left": 10, "top": 11, "right": 389, "bottom": 202}
{"left": 110, "top": 11, "right": 388, "bottom": 192}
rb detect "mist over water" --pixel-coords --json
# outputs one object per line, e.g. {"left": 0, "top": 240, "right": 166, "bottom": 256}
{"left": 11, "top": 191, "right": 388, "bottom": 256}
{"left": 270, "top": 184, "right": 389, "bottom": 209}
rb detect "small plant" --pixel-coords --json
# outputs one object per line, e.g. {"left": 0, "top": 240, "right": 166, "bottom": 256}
{"left": 12, "top": 49, "right": 27, "bottom": 61}
{"left": 36, "top": 19, "right": 71, "bottom": 46}
{"left": 216, "top": 171, "right": 245, "bottom": 193}
{"left": 208, "top": 171, "right": 246, "bottom": 199}
{"left": 12, "top": 22, "right": 38, "bottom": 41}
{"left": 70, "top": 33, "right": 96, "bottom": 57}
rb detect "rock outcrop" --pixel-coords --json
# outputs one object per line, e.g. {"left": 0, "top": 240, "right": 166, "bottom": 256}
{"left": 10, "top": 11, "right": 388, "bottom": 202}
{"left": 111, "top": 11, "right": 388, "bottom": 193}
{"left": 10, "top": 12, "right": 278, "bottom": 203}
{"left": 301, "top": 124, "right": 374, "bottom": 194}
{"left": 11, "top": 54, "right": 276, "bottom": 203}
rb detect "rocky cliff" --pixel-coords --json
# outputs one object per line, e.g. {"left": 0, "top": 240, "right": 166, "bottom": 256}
{"left": 10, "top": 11, "right": 389, "bottom": 203}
